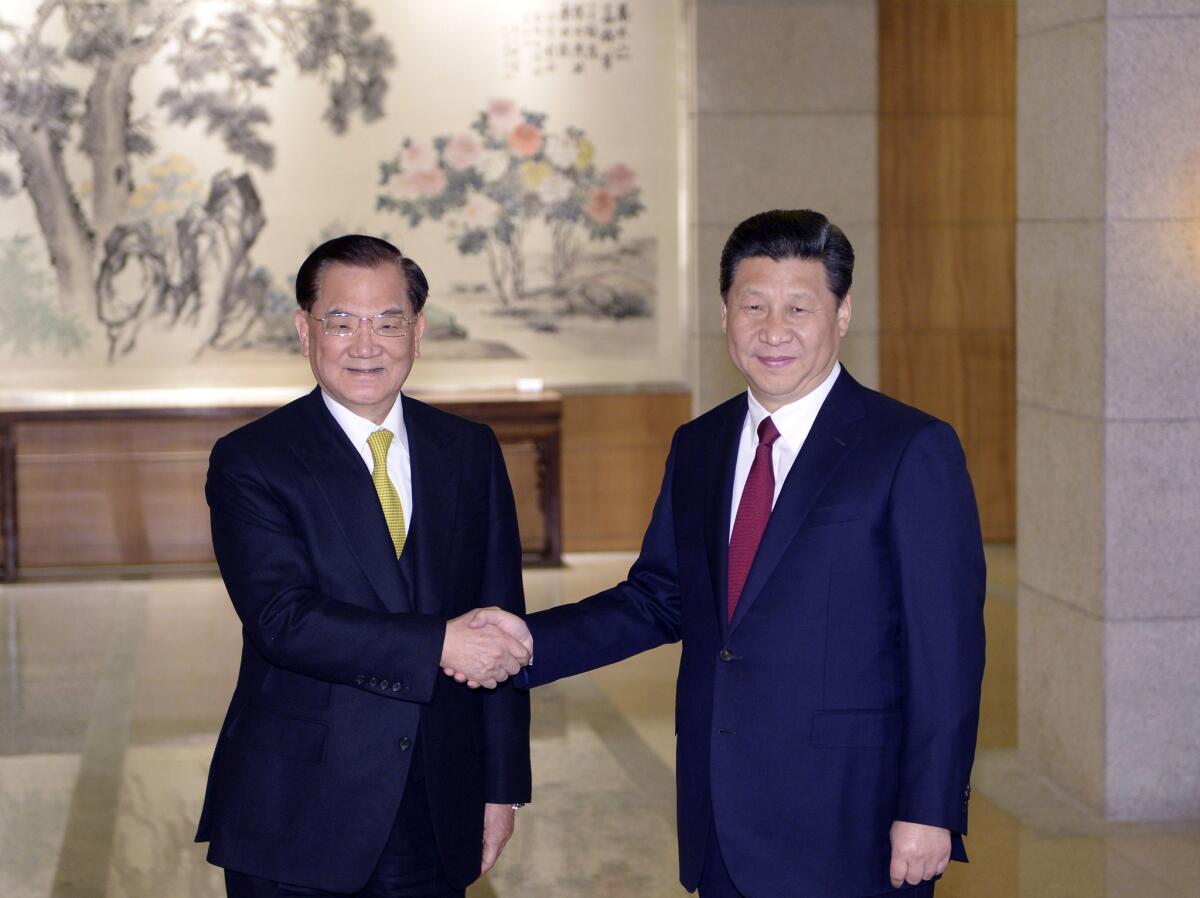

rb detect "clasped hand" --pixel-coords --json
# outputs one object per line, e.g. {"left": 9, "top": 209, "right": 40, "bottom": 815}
{"left": 440, "top": 607, "right": 533, "bottom": 689}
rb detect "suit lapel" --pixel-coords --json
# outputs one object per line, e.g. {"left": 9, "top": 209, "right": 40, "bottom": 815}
{"left": 403, "top": 395, "right": 461, "bottom": 616}
{"left": 291, "top": 389, "right": 408, "bottom": 612}
{"left": 703, "top": 396, "right": 746, "bottom": 636}
{"left": 727, "top": 372, "right": 868, "bottom": 634}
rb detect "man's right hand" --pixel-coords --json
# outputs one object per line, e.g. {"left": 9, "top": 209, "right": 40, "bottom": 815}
{"left": 440, "top": 608, "right": 532, "bottom": 689}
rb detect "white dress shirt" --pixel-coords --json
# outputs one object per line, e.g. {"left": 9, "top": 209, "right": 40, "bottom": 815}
{"left": 321, "top": 390, "right": 413, "bottom": 528}
{"left": 729, "top": 362, "right": 842, "bottom": 540}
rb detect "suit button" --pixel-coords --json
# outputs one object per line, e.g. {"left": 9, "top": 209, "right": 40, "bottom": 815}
{"left": 379, "top": 679, "right": 390, "bottom": 690}
{"left": 398, "top": 737, "right": 411, "bottom": 751}
{"left": 368, "top": 676, "right": 378, "bottom": 687}
{"left": 355, "top": 675, "right": 365, "bottom": 685}
{"left": 719, "top": 648, "right": 733, "bottom": 662}
{"left": 391, "top": 682, "right": 403, "bottom": 692}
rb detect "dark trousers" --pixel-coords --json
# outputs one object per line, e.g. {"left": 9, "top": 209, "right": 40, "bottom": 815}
{"left": 225, "top": 751, "right": 462, "bottom": 898}
{"left": 697, "top": 824, "right": 936, "bottom": 898}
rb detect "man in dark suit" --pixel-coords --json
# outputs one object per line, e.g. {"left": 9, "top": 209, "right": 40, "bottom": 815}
{"left": 464, "top": 209, "right": 986, "bottom": 897}
{"left": 197, "top": 235, "right": 532, "bottom": 898}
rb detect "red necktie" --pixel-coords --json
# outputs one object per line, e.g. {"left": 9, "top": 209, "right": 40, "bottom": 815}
{"left": 727, "top": 416, "right": 781, "bottom": 622}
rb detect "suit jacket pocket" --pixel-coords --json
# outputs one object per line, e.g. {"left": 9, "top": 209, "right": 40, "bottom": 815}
{"left": 261, "top": 665, "right": 332, "bottom": 710}
{"left": 226, "top": 705, "right": 328, "bottom": 763}
{"left": 810, "top": 709, "right": 902, "bottom": 748}
{"left": 802, "top": 502, "right": 861, "bottom": 527}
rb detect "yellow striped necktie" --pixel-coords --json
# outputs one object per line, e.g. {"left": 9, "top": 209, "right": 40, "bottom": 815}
{"left": 366, "top": 429, "right": 406, "bottom": 557}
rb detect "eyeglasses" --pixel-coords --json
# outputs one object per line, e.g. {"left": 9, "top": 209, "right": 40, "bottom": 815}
{"left": 307, "top": 312, "right": 417, "bottom": 338}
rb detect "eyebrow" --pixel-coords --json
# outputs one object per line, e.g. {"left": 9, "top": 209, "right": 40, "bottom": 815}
{"left": 739, "top": 288, "right": 817, "bottom": 300}
{"left": 323, "top": 307, "right": 409, "bottom": 316}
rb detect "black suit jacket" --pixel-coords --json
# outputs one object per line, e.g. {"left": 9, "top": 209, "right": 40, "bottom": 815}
{"left": 195, "top": 389, "right": 530, "bottom": 892}
{"left": 525, "top": 370, "right": 986, "bottom": 897}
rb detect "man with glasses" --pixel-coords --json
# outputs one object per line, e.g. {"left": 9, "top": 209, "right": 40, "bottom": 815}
{"left": 197, "top": 235, "right": 532, "bottom": 898}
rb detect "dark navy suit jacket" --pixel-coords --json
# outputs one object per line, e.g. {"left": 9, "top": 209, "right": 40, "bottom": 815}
{"left": 525, "top": 370, "right": 985, "bottom": 897}
{"left": 196, "top": 389, "right": 530, "bottom": 893}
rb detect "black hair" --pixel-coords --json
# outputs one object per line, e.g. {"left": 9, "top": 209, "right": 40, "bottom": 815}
{"left": 295, "top": 234, "right": 429, "bottom": 313}
{"left": 718, "top": 209, "right": 854, "bottom": 303}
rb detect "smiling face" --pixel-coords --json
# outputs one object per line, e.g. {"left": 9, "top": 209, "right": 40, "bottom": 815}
{"left": 293, "top": 262, "right": 425, "bottom": 424}
{"left": 721, "top": 256, "right": 851, "bottom": 411}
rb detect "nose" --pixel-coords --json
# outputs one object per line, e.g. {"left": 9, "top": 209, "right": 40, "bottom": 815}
{"left": 347, "top": 319, "right": 382, "bottom": 356}
{"left": 759, "top": 309, "right": 792, "bottom": 346}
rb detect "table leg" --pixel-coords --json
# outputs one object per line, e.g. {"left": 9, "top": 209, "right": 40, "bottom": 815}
{"left": 1, "top": 423, "right": 18, "bottom": 582}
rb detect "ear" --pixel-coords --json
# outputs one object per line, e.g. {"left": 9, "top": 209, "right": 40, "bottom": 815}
{"left": 412, "top": 311, "right": 427, "bottom": 358}
{"left": 294, "top": 309, "right": 312, "bottom": 358}
{"left": 720, "top": 300, "right": 728, "bottom": 334}
{"left": 837, "top": 293, "right": 852, "bottom": 336}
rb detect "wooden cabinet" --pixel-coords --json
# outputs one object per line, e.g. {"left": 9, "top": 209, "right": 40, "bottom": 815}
{"left": 0, "top": 392, "right": 562, "bottom": 580}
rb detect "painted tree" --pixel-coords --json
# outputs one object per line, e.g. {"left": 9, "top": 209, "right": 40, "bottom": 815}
{"left": 0, "top": 0, "right": 393, "bottom": 358}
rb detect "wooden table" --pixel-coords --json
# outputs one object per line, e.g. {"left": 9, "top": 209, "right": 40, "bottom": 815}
{"left": 0, "top": 390, "right": 561, "bottom": 581}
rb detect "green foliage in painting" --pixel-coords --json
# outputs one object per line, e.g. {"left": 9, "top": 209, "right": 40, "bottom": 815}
{"left": 0, "top": 235, "right": 88, "bottom": 355}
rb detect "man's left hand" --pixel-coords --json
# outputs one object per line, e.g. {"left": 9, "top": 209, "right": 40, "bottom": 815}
{"left": 888, "top": 820, "right": 950, "bottom": 888}
{"left": 481, "top": 802, "right": 517, "bottom": 875}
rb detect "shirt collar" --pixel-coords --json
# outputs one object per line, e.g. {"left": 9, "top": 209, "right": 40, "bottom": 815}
{"left": 746, "top": 362, "right": 841, "bottom": 448}
{"left": 320, "top": 389, "right": 409, "bottom": 458}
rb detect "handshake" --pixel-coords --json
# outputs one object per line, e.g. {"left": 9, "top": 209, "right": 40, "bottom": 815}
{"left": 439, "top": 607, "right": 533, "bottom": 689}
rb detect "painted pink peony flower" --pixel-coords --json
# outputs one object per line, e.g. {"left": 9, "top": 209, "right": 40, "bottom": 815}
{"left": 443, "top": 133, "right": 482, "bottom": 170}
{"left": 486, "top": 97, "right": 521, "bottom": 135}
{"left": 406, "top": 167, "right": 448, "bottom": 197}
{"left": 586, "top": 188, "right": 617, "bottom": 225}
{"left": 507, "top": 122, "right": 544, "bottom": 158}
{"left": 461, "top": 194, "right": 500, "bottom": 227}
{"left": 390, "top": 177, "right": 419, "bottom": 201}
{"left": 402, "top": 142, "right": 435, "bottom": 170}
{"left": 603, "top": 163, "right": 637, "bottom": 197}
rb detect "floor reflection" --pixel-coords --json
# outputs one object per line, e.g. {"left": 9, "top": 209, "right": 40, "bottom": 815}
{"left": 1, "top": 547, "right": 1197, "bottom": 897}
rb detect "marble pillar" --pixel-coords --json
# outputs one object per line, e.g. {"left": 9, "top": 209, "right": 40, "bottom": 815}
{"left": 1017, "top": 0, "right": 1200, "bottom": 819}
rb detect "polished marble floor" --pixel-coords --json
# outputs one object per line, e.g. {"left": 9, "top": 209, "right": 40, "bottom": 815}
{"left": 1, "top": 547, "right": 1197, "bottom": 897}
